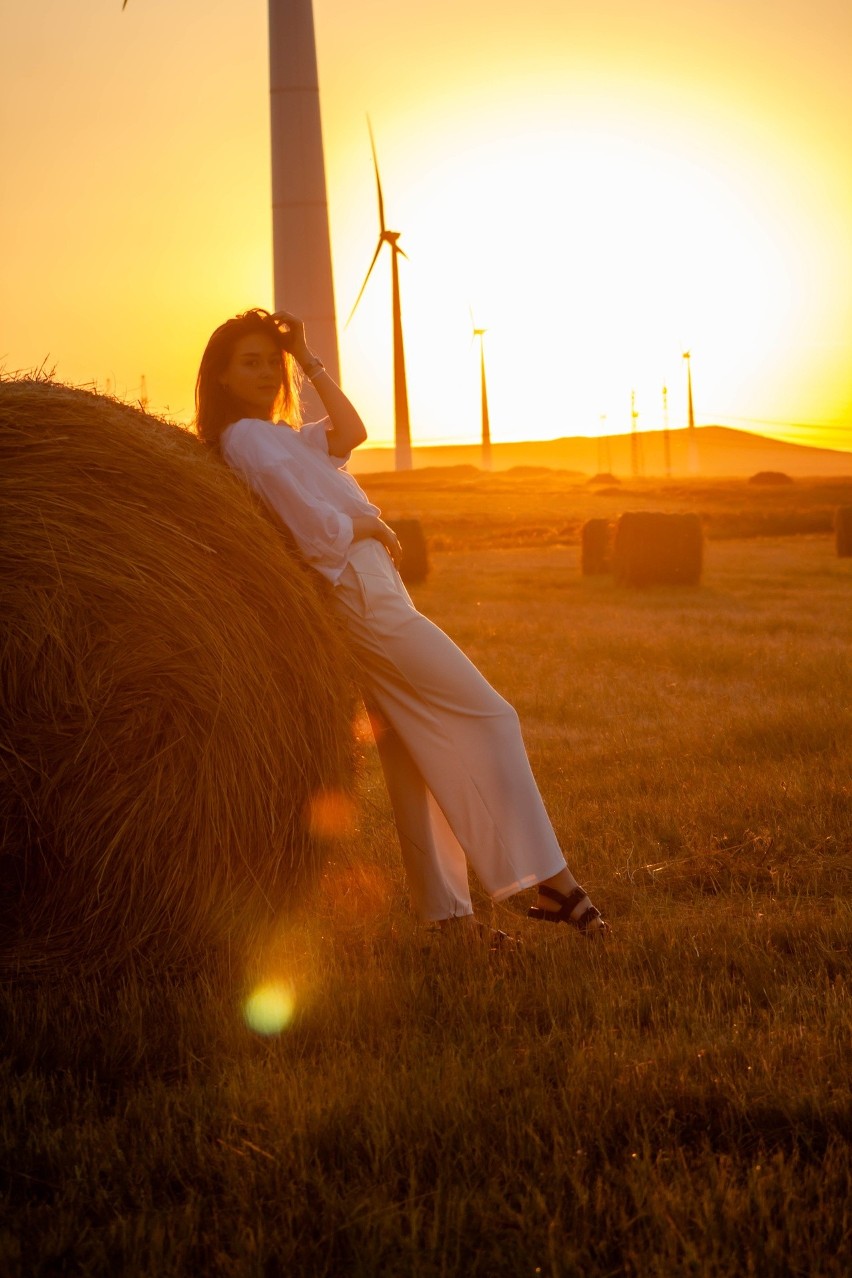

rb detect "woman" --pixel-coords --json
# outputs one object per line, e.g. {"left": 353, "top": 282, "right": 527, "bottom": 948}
{"left": 196, "top": 308, "right": 608, "bottom": 941}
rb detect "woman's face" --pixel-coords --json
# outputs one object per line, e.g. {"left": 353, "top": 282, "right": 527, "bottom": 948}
{"left": 219, "top": 332, "right": 284, "bottom": 419}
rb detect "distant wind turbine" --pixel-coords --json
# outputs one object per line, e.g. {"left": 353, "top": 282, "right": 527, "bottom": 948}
{"left": 347, "top": 122, "right": 412, "bottom": 471}
{"left": 683, "top": 351, "right": 700, "bottom": 474}
{"left": 470, "top": 311, "right": 492, "bottom": 470}
{"left": 630, "top": 389, "right": 643, "bottom": 477}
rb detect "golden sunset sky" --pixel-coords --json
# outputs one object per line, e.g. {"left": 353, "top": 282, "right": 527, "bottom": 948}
{"left": 1, "top": 0, "right": 850, "bottom": 452}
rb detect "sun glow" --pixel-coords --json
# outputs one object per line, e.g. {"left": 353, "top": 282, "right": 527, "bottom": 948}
{"left": 334, "top": 89, "right": 850, "bottom": 449}
{"left": 2, "top": 1, "right": 850, "bottom": 455}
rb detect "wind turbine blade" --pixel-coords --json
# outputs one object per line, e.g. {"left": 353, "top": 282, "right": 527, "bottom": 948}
{"left": 396, "top": 244, "right": 409, "bottom": 261}
{"left": 367, "top": 118, "right": 386, "bottom": 234}
{"left": 346, "top": 240, "right": 384, "bottom": 326}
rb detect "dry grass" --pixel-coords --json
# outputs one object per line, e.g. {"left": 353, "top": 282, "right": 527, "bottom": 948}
{"left": 361, "top": 468, "right": 852, "bottom": 552}
{"left": 0, "top": 378, "right": 355, "bottom": 976}
{"left": 2, "top": 529, "right": 851, "bottom": 1275}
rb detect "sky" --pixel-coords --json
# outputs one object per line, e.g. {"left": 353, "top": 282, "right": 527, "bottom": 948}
{"left": 1, "top": 0, "right": 851, "bottom": 453}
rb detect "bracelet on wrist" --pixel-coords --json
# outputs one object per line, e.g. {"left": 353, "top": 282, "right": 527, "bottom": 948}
{"left": 301, "top": 358, "right": 325, "bottom": 381}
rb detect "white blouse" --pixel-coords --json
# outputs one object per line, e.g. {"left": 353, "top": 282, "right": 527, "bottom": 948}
{"left": 221, "top": 417, "right": 380, "bottom": 585}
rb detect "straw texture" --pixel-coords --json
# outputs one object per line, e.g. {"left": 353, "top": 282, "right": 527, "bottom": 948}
{"left": 387, "top": 518, "right": 429, "bottom": 584}
{"left": 0, "top": 378, "right": 355, "bottom": 976}
{"left": 613, "top": 512, "right": 704, "bottom": 586}
{"left": 835, "top": 506, "right": 852, "bottom": 558}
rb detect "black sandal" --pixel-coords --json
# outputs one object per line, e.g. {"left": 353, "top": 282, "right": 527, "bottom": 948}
{"left": 528, "top": 884, "right": 610, "bottom": 936}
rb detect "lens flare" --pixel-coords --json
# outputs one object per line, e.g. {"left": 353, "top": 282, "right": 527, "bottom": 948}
{"left": 305, "top": 788, "right": 356, "bottom": 840}
{"left": 243, "top": 981, "right": 295, "bottom": 1036}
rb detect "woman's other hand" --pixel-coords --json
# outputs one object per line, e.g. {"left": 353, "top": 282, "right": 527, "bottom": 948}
{"left": 352, "top": 516, "right": 403, "bottom": 569}
{"left": 374, "top": 519, "right": 403, "bottom": 568}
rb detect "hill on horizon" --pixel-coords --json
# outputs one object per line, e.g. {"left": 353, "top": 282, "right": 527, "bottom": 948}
{"left": 347, "top": 424, "right": 852, "bottom": 479}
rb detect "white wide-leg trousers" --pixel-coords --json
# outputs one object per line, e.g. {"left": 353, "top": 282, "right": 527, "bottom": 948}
{"left": 331, "top": 539, "right": 569, "bottom": 920}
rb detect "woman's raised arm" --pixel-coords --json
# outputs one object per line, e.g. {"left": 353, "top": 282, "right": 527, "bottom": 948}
{"left": 273, "top": 310, "right": 368, "bottom": 456}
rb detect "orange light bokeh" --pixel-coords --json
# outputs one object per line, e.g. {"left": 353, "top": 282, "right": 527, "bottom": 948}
{"left": 305, "top": 788, "right": 357, "bottom": 841}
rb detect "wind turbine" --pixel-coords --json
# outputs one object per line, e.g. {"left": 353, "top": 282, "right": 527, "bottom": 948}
{"left": 683, "top": 351, "right": 700, "bottom": 474}
{"left": 630, "top": 389, "right": 643, "bottom": 478}
{"left": 470, "top": 311, "right": 492, "bottom": 470}
{"left": 268, "top": 0, "right": 340, "bottom": 401}
{"left": 347, "top": 122, "right": 412, "bottom": 471}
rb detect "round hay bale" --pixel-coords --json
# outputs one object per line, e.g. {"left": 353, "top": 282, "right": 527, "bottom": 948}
{"left": 0, "top": 378, "right": 355, "bottom": 977}
{"left": 613, "top": 512, "right": 703, "bottom": 586}
{"left": 580, "top": 518, "right": 613, "bottom": 575}
{"left": 387, "top": 518, "right": 429, "bottom": 584}
{"left": 835, "top": 506, "right": 852, "bottom": 558}
{"left": 748, "top": 471, "right": 794, "bottom": 485}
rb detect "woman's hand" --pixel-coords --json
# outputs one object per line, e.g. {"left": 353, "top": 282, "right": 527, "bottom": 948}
{"left": 373, "top": 519, "right": 403, "bottom": 569}
{"left": 273, "top": 309, "right": 369, "bottom": 454}
{"left": 352, "top": 515, "right": 403, "bottom": 569}
{"left": 271, "top": 310, "right": 313, "bottom": 369}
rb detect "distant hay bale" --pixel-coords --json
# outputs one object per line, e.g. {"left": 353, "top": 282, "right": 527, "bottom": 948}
{"left": 0, "top": 378, "right": 355, "bottom": 977}
{"left": 613, "top": 512, "right": 703, "bottom": 586}
{"left": 387, "top": 518, "right": 429, "bottom": 584}
{"left": 748, "top": 471, "right": 794, "bottom": 485}
{"left": 835, "top": 506, "right": 852, "bottom": 557}
{"left": 580, "top": 518, "right": 613, "bottom": 575}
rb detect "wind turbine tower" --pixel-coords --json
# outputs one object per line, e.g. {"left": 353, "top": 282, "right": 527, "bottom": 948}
{"left": 348, "top": 123, "right": 413, "bottom": 471}
{"left": 472, "top": 318, "right": 492, "bottom": 470}
{"left": 683, "top": 351, "right": 700, "bottom": 475}
{"left": 662, "top": 383, "right": 671, "bottom": 477}
{"left": 630, "top": 390, "right": 643, "bottom": 478}
{"left": 268, "top": 0, "right": 340, "bottom": 393}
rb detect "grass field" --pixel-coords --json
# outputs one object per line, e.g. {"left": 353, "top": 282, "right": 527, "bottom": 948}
{"left": 360, "top": 470, "right": 852, "bottom": 550}
{"left": 2, "top": 524, "right": 851, "bottom": 1276}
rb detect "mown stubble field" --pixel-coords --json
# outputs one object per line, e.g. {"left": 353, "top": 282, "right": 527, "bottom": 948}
{"left": 2, "top": 520, "right": 851, "bottom": 1277}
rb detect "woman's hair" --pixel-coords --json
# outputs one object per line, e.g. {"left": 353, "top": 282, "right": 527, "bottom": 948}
{"left": 195, "top": 308, "right": 302, "bottom": 450}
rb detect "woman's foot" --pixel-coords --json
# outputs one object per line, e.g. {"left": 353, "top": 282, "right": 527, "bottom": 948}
{"left": 529, "top": 882, "right": 610, "bottom": 937}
